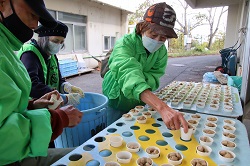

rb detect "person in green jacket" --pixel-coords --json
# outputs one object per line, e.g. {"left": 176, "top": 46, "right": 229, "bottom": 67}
{"left": 0, "top": 0, "right": 83, "bottom": 165}
{"left": 102, "top": 2, "right": 188, "bottom": 132}
{"left": 18, "top": 21, "right": 84, "bottom": 107}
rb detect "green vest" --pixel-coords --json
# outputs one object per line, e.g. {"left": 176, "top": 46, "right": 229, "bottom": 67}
{"left": 17, "top": 44, "right": 60, "bottom": 90}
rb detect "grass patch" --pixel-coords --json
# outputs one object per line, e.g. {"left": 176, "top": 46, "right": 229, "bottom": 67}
{"left": 168, "top": 50, "right": 219, "bottom": 58}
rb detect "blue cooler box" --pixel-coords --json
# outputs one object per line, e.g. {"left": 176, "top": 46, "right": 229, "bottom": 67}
{"left": 54, "top": 92, "right": 108, "bottom": 148}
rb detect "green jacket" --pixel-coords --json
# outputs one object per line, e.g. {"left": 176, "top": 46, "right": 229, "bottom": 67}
{"left": 102, "top": 31, "right": 168, "bottom": 110}
{"left": 0, "top": 23, "right": 52, "bottom": 164}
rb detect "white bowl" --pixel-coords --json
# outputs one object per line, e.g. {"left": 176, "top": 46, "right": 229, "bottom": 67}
{"left": 167, "top": 152, "right": 183, "bottom": 165}
{"left": 129, "top": 109, "right": 140, "bottom": 116}
{"left": 135, "top": 105, "right": 144, "bottom": 112}
{"left": 196, "top": 103, "right": 205, "bottom": 109}
{"left": 204, "top": 122, "right": 217, "bottom": 130}
{"left": 126, "top": 142, "right": 140, "bottom": 153}
{"left": 202, "top": 129, "right": 216, "bottom": 137}
{"left": 171, "top": 100, "right": 179, "bottom": 106}
{"left": 199, "top": 136, "right": 214, "bottom": 146}
{"left": 48, "top": 94, "right": 63, "bottom": 110}
{"left": 221, "top": 140, "right": 236, "bottom": 151}
{"left": 223, "top": 105, "right": 234, "bottom": 112}
{"left": 223, "top": 119, "right": 236, "bottom": 126}
{"left": 122, "top": 114, "right": 133, "bottom": 121}
{"left": 206, "top": 116, "right": 218, "bottom": 124}
{"left": 190, "top": 114, "right": 202, "bottom": 121}
{"left": 222, "top": 132, "right": 236, "bottom": 142}
{"left": 104, "top": 161, "right": 121, "bottom": 166}
{"left": 183, "top": 101, "right": 192, "bottom": 107}
{"left": 161, "top": 164, "right": 174, "bottom": 166}
{"left": 191, "top": 158, "right": 208, "bottom": 166}
{"left": 145, "top": 146, "right": 160, "bottom": 158}
{"left": 110, "top": 136, "right": 123, "bottom": 147}
{"left": 210, "top": 99, "right": 220, "bottom": 105}
{"left": 188, "top": 119, "right": 199, "bottom": 127}
{"left": 143, "top": 112, "right": 152, "bottom": 118}
{"left": 224, "top": 102, "right": 233, "bottom": 107}
{"left": 218, "top": 150, "right": 236, "bottom": 163}
{"left": 196, "top": 145, "right": 212, "bottom": 156}
{"left": 148, "top": 108, "right": 157, "bottom": 114}
{"left": 136, "top": 157, "right": 153, "bottom": 166}
{"left": 181, "top": 125, "right": 194, "bottom": 141}
{"left": 116, "top": 151, "right": 132, "bottom": 164}
{"left": 209, "top": 104, "right": 219, "bottom": 111}
{"left": 223, "top": 125, "right": 236, "bottom": 134}
{"left": 136, "top": 115, "right": 147, "bottom": 124}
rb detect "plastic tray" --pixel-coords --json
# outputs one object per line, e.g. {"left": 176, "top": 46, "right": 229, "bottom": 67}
{"left": 52, "top": 111, "right": 249, "bottom": 166}
{"left": 158, "top": 81, "right": 243, "bottom": 118}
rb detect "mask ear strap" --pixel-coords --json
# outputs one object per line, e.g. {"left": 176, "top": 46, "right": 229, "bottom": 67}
{"left": 0, "top": 11, "right": 4, "bottom": 20}
{"left": 9, "top": 0, "right": 16, "bottom": 14}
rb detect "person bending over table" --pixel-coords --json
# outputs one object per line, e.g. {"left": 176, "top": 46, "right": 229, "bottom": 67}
{"left": 102, "top": 2, "right": 188, "bottom": 132}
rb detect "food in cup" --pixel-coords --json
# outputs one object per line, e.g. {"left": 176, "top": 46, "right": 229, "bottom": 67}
{"left": 136, "top": 157, "right": 153, "bottom": 166}
{"left": 191, "top": 158, "right": 208, "bottom": 166}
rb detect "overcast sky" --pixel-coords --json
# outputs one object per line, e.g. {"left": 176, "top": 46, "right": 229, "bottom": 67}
{"left": 129, "top": 0, "right": 228, "bottom": 39}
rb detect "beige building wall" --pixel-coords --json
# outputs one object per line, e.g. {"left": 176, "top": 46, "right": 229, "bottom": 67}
{"left": 44, "top": 0, "right": 129, "bottom": 68}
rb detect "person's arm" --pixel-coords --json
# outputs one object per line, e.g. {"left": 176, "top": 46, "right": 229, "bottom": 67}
{"left": 140, "top": 89, "right": 188, "bottom": 133}
{"left": 109, "top": 37, "right": 151, "bottom": 100}
{"left": 20, "top": 51, "right": 54, "bottom": 98}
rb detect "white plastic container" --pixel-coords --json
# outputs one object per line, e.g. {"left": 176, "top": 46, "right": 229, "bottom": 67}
{"left": 126, "top": 142, "right": 140, "bottom": 153}
{"left": 199, "top": 136, "right": 214, "bottom": 146}
{"left": 167, "top": 152, "right": 183, "bottom": 165}
{"left": 181, "top": 125, "right": 193, "bottom": 141}
{"left": 110, "top": 136, "right": 123, "bottom": 148}
{"left": 218, "top": 150, "right": 236, "bottom": 163}
{"left": 196, "top": 145, "right": 212, "bottom": 156}
{"left": 145, "top": 146, "right": 160, "bottom": 158}
{"left": 136, "top": 157, "right": 153, "bottom": 166}
{"left": 116, "top": 151, "right": 132, "bottom": 164}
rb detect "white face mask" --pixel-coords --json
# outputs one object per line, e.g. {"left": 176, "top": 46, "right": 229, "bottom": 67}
{"left": 142, "top": 35, "right": 165, "bottom": 53}
{"left": 48, "top": 41, "right": 62, "bottom": 55}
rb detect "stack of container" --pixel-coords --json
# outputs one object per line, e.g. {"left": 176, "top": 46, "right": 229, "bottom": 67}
{"left": 59, "top": 59, "right": 78, "bottom": 77}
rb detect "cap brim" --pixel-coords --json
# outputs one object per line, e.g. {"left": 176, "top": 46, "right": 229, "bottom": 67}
{"left": 148, "top": 23, "right": 178, "bottom": 39}
{"left": 25, "top": 0, "right": 57, "bottom": 28}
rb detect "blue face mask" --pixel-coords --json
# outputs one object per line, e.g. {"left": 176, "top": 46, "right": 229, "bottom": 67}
{"left": 48, "top": 41, "right": 62, "bottom": 55}
{"left": 142, "top": 35, "right": 165, "bottom": 53}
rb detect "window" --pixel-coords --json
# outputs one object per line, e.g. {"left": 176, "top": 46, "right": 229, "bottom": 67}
{"left": 48, "top": 10, "right": 87, "bottom": 53}
{"left": 104, "top": 36, "right": 116, "bottom": 51}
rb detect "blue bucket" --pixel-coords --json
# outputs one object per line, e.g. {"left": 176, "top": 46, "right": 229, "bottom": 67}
{"left": 54, "top": 92, "right": 108, "bottom": 148}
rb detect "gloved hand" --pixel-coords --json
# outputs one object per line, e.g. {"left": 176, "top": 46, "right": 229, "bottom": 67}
{"left": 65, "top": 93, "right": 82, "bottom": 106}
{"left": 63, "top": 82, "right": 84, "bottom": 97}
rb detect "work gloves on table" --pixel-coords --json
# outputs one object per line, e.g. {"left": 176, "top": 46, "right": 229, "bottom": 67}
{"left": 61, "top": 82, "right": 84, "bottom": 107}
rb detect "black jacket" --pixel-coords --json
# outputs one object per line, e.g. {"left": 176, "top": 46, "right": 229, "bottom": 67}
{"left": 20, "top": 39, "right": 65, "bottom": 98}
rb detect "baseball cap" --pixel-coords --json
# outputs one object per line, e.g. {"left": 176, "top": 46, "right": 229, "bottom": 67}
{"left": 24, "top": 0, "right": 57, "bottom": 28}
{"left": 35, "top": 21, "right": 68, "bottom": 38}
{"left": 143, "top": 2, "right": 178, "bottom": 38}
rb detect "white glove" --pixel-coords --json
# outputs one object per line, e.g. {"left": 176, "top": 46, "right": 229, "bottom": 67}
{"left": 65, "top": 93, "right": 82, "bottom": 106}
{"left": 63, "top": 82, "right": 84, "bottom": 97}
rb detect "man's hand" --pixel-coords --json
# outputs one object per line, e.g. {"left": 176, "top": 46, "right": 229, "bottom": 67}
{"left": 59, "top": 105, "right": 83, "bottom": 127}
{"left": 159, "top": 108, "right": 189, "bottom": 133}
{"left": 33, "top": 90, "right": 62, "bottom": 109}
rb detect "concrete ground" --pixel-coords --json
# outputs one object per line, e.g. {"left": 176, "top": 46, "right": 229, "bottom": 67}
{"left": 67, "top": 55, "right": 222, "bottom": 93}
{"left": 66, "top": 54, "right": 250, "bottom": 143}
